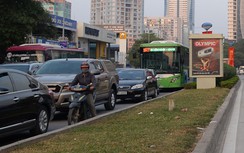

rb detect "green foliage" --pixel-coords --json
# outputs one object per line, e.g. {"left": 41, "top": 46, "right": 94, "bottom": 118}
{"left": 223, "top": 41, "right": 230, "bottom": 58}
{"left": 184, "top": 82, "right": 197, "bottom": 89}
{"left": 216, "top": 63, "right": 237, "bottom": 86}
{"left": 128, "top": 33, "right": 162, "bottom": 68}
{"left": 223, "top": 39, "right": 244, "bottom": 67}
{"left": 220, "top": 75, "right": 239, "bottom": 89}
{"left": 0, "top": 0, "right": 56, "bottom": 63}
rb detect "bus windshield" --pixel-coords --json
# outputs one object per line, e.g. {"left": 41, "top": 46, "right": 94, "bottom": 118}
{"left": 142, "top": 50, "right": 180, "bottom": 74}
{"left": 140, "top": 40, "right": 189, "bottom": 89}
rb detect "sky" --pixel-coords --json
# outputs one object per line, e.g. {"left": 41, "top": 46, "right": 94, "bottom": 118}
{"left": 68, "top": 0, "right": 228, "bottom": 37}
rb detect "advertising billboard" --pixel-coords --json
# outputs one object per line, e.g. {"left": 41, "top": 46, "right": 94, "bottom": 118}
{"left": 50, "top": 14, "right": 77, "bottom": 31}
{"left": 96, "top": 25, "right": 125, "bottom": 33}
{"left": 189, "top": 34, "right": 224, "bottom": 77}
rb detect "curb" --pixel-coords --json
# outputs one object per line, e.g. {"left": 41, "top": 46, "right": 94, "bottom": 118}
{"left": 0, "top": 92, "right": 176, "bottom": 153}
{"left": 192, "top": 81, "right": 240, "bottom": 153}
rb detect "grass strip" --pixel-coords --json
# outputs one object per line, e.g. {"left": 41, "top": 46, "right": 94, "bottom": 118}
{"left": 10, "top": 88, "right": 229, "bottom": 153}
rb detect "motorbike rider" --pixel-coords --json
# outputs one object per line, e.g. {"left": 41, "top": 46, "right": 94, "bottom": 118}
{"left": 70, "top": 61, "right": 96, "bottom": 117}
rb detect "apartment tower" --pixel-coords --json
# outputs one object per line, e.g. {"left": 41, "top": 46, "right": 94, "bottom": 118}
{"left": 164, "top": 0, "right": 195, "bottom": 46}
{"left": 228, "top": 0, "right": 244, "bottom": 41}
{"left": 90, "top": 0, "right": 144, "bottom": 50}
{"left": 144, "top": 17, "right": 183, "bottom": 43}
{"left": 39, "top": 0, "right": 71, "bottom": 18}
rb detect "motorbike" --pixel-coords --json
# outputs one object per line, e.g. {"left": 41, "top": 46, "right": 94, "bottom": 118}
{"left": 67, "top": 83, "right": 92, "bottom": 125}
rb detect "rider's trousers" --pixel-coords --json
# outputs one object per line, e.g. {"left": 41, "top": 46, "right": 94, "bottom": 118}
{"left": 86, "top": 93, "right": 96, "bottom": 117}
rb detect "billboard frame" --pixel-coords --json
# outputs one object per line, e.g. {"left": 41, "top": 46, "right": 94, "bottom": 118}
{"left": 189, "top": 34, "right": 224, "bottom": 78}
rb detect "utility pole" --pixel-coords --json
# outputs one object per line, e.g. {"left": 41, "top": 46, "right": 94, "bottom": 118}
{"left": 62, "top": 0, "right": 65, "bottom": 40}
{"left": 148, "top": 31, "right": 150, "bottom": 43}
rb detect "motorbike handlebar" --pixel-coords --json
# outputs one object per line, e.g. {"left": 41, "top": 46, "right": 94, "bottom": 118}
{"left": 69, "top": 83, "right": 93, "bottom": 92}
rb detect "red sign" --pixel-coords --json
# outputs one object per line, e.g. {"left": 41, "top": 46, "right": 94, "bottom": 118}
{"left": 228, "top": 47, "right": 235, "bottom": 67}
{"left": 202, "top": 31, "right": 213, "bottom": 34}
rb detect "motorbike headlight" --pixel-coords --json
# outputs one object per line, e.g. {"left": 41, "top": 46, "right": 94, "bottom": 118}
{"left": 131, "top": 84, "right": 143, "bottom": 89}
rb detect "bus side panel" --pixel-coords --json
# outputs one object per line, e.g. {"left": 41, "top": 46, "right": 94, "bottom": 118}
{"left": 157, "top": 74, "right": 185, "bottom": 89}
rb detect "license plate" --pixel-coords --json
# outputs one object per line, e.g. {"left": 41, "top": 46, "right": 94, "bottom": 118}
{"left": 117, "top": 91, "right": 127, "bottom": 95}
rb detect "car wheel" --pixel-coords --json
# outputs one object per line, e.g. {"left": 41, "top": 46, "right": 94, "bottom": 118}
{"left": 104, "top": 89, "right": 116, "bottom": 110}
{"left": 30, "top": 106, "right": 49, "bottom": 135}
{"left": 152, "top": 87, "right": 158, "bottom": 98}
{"left": 140, "top": 89, "right": 148, "bottom": 102}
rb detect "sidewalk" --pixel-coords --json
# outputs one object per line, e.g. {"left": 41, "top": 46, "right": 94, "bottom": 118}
{"left": 192, "top": 78, "right": 240, "bottom": 153}
{"left": 221, "top": 76, "right": 244, "bottom": 153}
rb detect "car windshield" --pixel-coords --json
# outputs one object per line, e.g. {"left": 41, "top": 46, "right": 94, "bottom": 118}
{"left": 0, "top": 64, "right": 29, "bottom": 73}
{"left": 36, "top": 60, "right": 81, "bottom": 74}
{"left": 118, "top": 70, "right": 145, "bottom": 80}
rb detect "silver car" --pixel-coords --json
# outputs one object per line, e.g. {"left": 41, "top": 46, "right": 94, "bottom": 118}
{"left": 34, "top": 58, "right": 119, "bottom": 113}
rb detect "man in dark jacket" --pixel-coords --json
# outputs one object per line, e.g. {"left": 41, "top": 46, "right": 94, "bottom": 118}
{"left": 70, "top": 62, "right": 96, "bottom": 117}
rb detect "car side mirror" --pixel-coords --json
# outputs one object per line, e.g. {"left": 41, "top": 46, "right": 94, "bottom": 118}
{"left": 28, "top": 70, "right": 34, "bottom": 75}
{"left": 0, "top": 87, "right": 9, "bottom": 94}
{"left": 90, "top": 69, "right": 101, "bottom": 75}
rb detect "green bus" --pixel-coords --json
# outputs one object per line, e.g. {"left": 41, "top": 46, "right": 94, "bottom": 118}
{"left": 140, "top": 40, "right": 189, "bottom": 89}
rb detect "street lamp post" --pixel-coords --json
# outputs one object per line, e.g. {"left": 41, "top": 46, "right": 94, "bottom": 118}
{"left": 148, "top": 32, "right": 153, "bottom": 43}
{"left": 140, "top": 53, "right": 143, "bottom": 68}
{"left": 148, "top": 32, "right": 150, "bottom": 43}
{"left": 62, "top": 1, "right": 65, "bottom": 40}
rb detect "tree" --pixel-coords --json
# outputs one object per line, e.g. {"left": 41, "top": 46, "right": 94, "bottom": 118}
{"left": 0, "top": 0, "right": 56, "bottom": 63}
{"left": 128, "top": 33, "right": 161, "bottom": 68}
{"left": 221, "top": 39, "right": 244, "bottom": 67}
{"left": 232, "top": 39, "right": 244, "bottom": 67}
{"left": 223, "top": 41, "right": 230, "bottom": 58}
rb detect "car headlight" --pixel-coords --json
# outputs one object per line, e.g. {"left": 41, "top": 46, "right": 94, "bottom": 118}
{"left": 131, "top": 84, "right": 144, "bottom": 89}
{"left": 60, "top": 83, "right": 71, "bottom": 91}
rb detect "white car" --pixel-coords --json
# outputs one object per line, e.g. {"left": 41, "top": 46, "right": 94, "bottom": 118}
{"left": 239, "top": 66, "right": 244, "bottom": 75}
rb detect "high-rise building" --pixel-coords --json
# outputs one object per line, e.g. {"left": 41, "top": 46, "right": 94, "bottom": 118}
{"left": 228, "top": 0, "right": 244, "bottom": 41}
{"left": 37, "top": 0, "right": 75, "bottom": 42}
{"left": 39, "top": 0, "right": 71, "bottom": 19}
{"left": 164, "top": 0, "right": 195, "bottom": 46}
{"left": 90, "top": 0, "right": 144, "bottom": 50}
{"left": 144, "top": 17, "right": 183, "bottom": 43}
